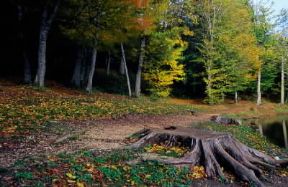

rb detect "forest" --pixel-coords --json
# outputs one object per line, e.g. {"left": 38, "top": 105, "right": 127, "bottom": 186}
{"left": 0, "top": 0, "right": 286, "bottom": 104}
{"left": 1, "top": 0, "right": 288, "bottom": 186}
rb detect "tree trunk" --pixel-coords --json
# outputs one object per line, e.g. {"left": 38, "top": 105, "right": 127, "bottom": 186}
{"left": 121, "top": 43, "right": 132, "bottom": 97}
{"left": 80, "top": 48, "right": 89, "bottom": 87}
{"left": 23, "top": 52, "right": 32, "bottom": 84}
{"left": 71, "top": 49, "right": 83, "bottom": 88}
{"left": 257, "top": 68, "right": 262, "bottom": 105}
{"left": 35, "top": 0, "right": 61, "bottom": 88}
{"left": 283, "top": 120, "right": 288, "bottom": 148}
{"left": 80, "top": 62, "right": 86, "bottom": 88}
{"left": 106, "top": 51, "right": 111, "bottom": 76}
{"left": 135, "top": 38, "right": 146, "bottom": 97}
{"left": 119, "top": 58, "right": 125, "bottom": 75}
{"left": 206, "top": 63, "right": 213, "bottom": 104}
{"left": 235, "top": 91, "right": 238, "bottom": 104}
{"left": 129, "top": 126, "right": 288, "bottom": 187}
{"left": 281, "top": 56, "right": 285, "bottom": 104}
{"left": 17, "top": 5, "right": 32, "bottom": 84}
{"left": 86, "top": 48, "right": 97, "bottom": 93}
{"left": 36, "top": 25, "right": 48, "bottom": 88}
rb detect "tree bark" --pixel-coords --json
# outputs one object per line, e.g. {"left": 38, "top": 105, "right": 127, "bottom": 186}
{"left": 135, "top": 38, "right": 146, "bottom": 97}
{"left": 17, "top": 5, "right": 32, "bottom": 84}
{"left": 235, "top": 91, "right": 238, "bottom": 104}
{"left": 128, "top": 126, "right": 288, "bottom": 187}
{"left": 36, "top": 24, "right": 48, "bottom": 88}
{"left": 80, "top": 48, "right": 89, "bottom": 87}
{"left": 86, "top": 47, "right": 97, "bottom": 93}
{"left": 119, "top": 58, "right": 125, "bottom": 75}
{"left": 71, "top": 49, "right": 83, "bottom": 88}
{"left": 106, "top": 51, "right": 111, "bottom": 76}
{"left": 121, "top": 43, "right": 132, "bottom": 97}
{"left": 283, "top": 120, "right": 288, "bottom": 148}
{"left": 23, "top": 52, "right": 32, "bottom": 84}
{"left": 281, "top": 56, "right": 285, "bottom": 104}
{"left": 257, "top": 68, "right": 262, "bottom": 105}
{"left": 35, "top": 0, "right": 61, "bottom": 88}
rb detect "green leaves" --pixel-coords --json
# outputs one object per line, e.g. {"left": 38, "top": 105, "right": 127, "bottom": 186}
{"left": 144, "top": 28, "right": 186, "bottom": 97}
{"left": 193, "top": 0, "right": 261, "bottom": 104}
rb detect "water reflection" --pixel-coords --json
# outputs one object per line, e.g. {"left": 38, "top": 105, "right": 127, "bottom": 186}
{"left": 253, "top": 117, "right": 288, "bottom": 148}
{"left": 283, "top": 120, "right": 288, "bottom": 148}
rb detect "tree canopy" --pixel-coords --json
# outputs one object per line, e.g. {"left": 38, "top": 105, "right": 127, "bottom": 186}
{"left": 1, "top": 0, "right": 288, "bottom": 103}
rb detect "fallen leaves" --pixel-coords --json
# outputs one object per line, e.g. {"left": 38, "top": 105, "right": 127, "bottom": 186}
{"left": 0, "top": 83, "right": 195, "bottom": 138}
{"left": 189, "top": 166, "right": 207, "bottom": 180}
{"left": 145, "top": 144, "right": 188, "bottom": 157}
{"left": 66, "top": 172, "right": 77, "bottom": 180}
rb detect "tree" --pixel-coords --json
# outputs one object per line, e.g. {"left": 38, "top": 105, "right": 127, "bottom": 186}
{"left": 194, "top": 0, "right": 260, "bottom": 104}
{"left": 62, "top": 0, "right": 132, "bottom": 93}
{"left": 276, "top": 9, "right": 288, "bottom": 104}
{"left": 34, "top": 0, "right": 61, "bottom": 88}
{"left": 217, "top": 0, "right": 261, "bottom": 103}
{"left": 194, "top": 0, "right": 225, "bottom": 104}
{"left": 129, "top": 0, "right": 169, "bottom": 97}
{"left": 250, "top": 0, "right": 275, "bottom": 105}
{"left": 144, "top": 28, "right": 186, "bottom": 97}
{"left": 14, "top": 1, "right": 32, "bottom": 84}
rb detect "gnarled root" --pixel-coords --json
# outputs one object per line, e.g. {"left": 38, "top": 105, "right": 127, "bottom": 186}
{"left": 128, "top": 126, "right": 288, "bottom": 187}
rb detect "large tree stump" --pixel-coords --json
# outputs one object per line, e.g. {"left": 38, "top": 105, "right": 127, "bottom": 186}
{"left": 129, "top": 126, "right": 288, "bottom": 187}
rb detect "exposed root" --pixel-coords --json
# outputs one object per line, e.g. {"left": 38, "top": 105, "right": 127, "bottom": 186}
{"left": 128, "top": 126, "right": 288, "bottom": 187}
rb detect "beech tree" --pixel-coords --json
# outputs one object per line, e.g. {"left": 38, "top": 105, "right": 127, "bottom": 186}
{"left": 14, "top": 1, "right": 32, "bottom": 84}
{"left": 129, "top": 0, "right": 169, "bottom": 97}
{"left": 217, "top": 0, "right": 261, "bottom": 103}
{"left": 144, "top": 28, "right": 186, "bottom": 97}
{"left": 251, "top": 0, "right": 275, "bottom": 105}
{"left": 62, "top": 0, "right": 131, "bottom": 93}
{"left": 34, "top": 0, "right": 61, "bottom": 88}
{"left": 194, "top": 0, "right": 260, "bottom": 104}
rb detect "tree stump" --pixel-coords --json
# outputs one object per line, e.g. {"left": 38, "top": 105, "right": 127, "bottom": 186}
{"left": 129, "top": 126, "right": 288, "bottom": 187}
{"left": 210, "top": 115, "right": 241, "bottom": 125}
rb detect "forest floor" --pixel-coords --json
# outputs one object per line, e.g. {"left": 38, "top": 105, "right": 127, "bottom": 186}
{"left": 1, "top": 81, "right": 288, "bottom": 186}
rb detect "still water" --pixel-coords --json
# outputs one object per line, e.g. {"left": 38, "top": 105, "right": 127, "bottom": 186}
{"left": 248, "top": 116, "right": 288, "bottom": 148}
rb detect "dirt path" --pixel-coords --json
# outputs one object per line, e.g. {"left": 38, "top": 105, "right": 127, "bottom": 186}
{"left": 0, "top": 98, "right": 281, "bottom": 168}
{"left": 0, "top": 113, "right": 212, "bottom": 168}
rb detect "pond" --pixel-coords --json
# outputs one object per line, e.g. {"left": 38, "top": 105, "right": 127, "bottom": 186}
{"left": 247, "top": 115, "right": 288, "bottom": 148}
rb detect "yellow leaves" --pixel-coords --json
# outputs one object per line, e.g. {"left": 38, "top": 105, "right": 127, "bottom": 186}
{"left": 189, "top": 166, "right": 207, "bottom": 180}
{"left": 280, "top": 170, "right": 288, "bottom": 177}
{"left": 76, "top": 181, "right": 85, "bottom": 187}
{"left": 48, "top": 155, "right": 59, "bottom": 162}
{"left": 66, "top": 172, "right": 76, "bottom": 180}
{"left": 85, "top": 163, "right": 93, "bottom": 172}
{"left": 145, "top": 144, "right": 165, "bottom": 153}
{"left": 169, "top": 146, "right": 187, "bottom": 155}
{"left": 145, "top": 144, "right": 187, "bottom": 157}
{"left": 110, "top": 165, "right": 118, "bottom": 170}
{"left": 123, "top": 165, "right": 131, "bottom": 172}
{"left": 67, "top": 179, "right": 76, "bottom": 184}
{"left": 183, "top": 29, "right": 194, "bottom": 36}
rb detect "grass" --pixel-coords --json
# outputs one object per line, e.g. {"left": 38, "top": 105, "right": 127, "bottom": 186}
{"left": 275, "top": 104, "right": 288, "bottom": 114}
{"left": 194, "top": 121, "right": 286, "bottom": 156}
